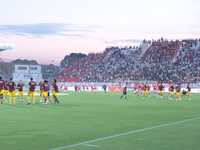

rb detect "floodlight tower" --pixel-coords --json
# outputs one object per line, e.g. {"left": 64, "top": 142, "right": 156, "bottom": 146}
{"left": 0, "top": 43, "right": 13, "bottom": 61}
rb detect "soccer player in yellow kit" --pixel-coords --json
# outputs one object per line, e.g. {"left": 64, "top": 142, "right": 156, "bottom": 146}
{"left": 158, "top": 83, "right": 164, "bottom": 99}
{"left": 8, "top": 78, "right": 16, "bottom": 105}
{"left": 27, "top": 77, "right": 36, "bottom": 105}
{"left": 39, "top": 79, "right": 44, "bottom": 103}
{"left": 175, "top": 83, "right": 181, "bottom": 101}
{"left": 42, "top": 80, "right": 49, "bottom": 104}
{"left": 53, "top": 79, "right": 59, "bottom": 104}
{"left": 4, "top": 81, "right": 8, "bottom": 102}
{"left": 0, "top": 77, "right": 5, "bottom": 104}
{"left": 17, "top": 80, "right": 24, "bottom": 102}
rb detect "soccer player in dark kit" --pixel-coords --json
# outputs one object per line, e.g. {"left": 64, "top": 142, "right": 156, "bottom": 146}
{"left": 27, "top": 77, "right": 36, "bottom": 105}
{"left": 39, "top": 79, "right": 44, "bottom": 103}
{"left": 17, "top": 80, "right": 24, "bottom": 102}
{"left": 120, "top": 83, "right": 128, "bottom": 99}
{"left": 53, "top": 79, "right": 59, "bottom": 104}
{"left": 0, "top": 77, "right": 5, "bottom": 104}
{"left": 158, "top": 83, "right": 164, "bottom": 99}
{"left": 8, "top": 78, "right": 16, "bottom": 105}
{"left": 42, "top": 80, "right": 49, "bottom": 104}
{"left": 4, "top": 81, "right": 8, "bottom": 103}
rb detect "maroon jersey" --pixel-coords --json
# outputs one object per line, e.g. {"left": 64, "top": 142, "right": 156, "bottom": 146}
{"left": 39, "top": 82, "right": 44, "bottom": 91}
{"left": 8, "top": 81, "right": 15, "bottom": 92}
{"left": 144, "top": 85, "right": 147, "bottom": 91}
{"left": 170, "top": 85, "right": 174, "bottom": 92}
{"left": 0, "top": 79, "right": 5, "bottom": 90}
{"left": 17, "top": 83, "right": 24, "bottom": 92}
{"left": 29, "top": 81, "right": 36, "bottom": 92}
{"left": 158, "top": 85, "right": 164, "bottom": 91}
{"left": 43, "top": 83, "right": 49, "bottom": 92}
{"left": 53, "top": 83, "right": 59, "bottom": 92}
{"left": 4, "top": 83, "right": 8, "bottom": 90}
{"left": 176, "top": 86, "right": 180, "bottom": 92}
{"left": 187, "top": 86, "right": 191, "bottom": 92}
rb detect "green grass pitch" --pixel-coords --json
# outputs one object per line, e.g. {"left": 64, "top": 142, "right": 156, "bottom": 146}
{"left": 0, "top": 91, "right": 200, "bottom": 150}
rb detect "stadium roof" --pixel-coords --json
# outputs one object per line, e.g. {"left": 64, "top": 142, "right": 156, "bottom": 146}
{"left": 0, "top": 43, "right": 13, "bottom": 52}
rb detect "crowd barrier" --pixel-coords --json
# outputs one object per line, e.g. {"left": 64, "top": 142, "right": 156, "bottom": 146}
{"left": 61, "top": 87, "right": 200, "bottom": 93}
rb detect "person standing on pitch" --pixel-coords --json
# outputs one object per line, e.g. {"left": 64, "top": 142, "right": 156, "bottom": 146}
{"left": 17, "top": 80, "right": 24, "bottom": 102}
{"left": 4, "top": 81, "right": 8, "bottom": 102}
{"left": 42, "top": 80, "right": 49, "bottom": 104}
{"left": 27, "top": 77, "right": 36, "bottom": 105}
{"left": 120, "top": 83, "right": 128, "bottom": 99}
{"left": 8, "top": 78, "right": 16, "bottom": 105}
{"left": 158, "top": 83, "right": 164, "bottom": 99}
{"left": 47, "top": 81, "right": 52, "bottom": 104}
{"left": 39, "top": 79, "right": 44, "bottom": 103}
{"left": 53, "top": 79, "right": 59, "bottom": 104}
{"left": 187, "top": 83, "right": 191, "bottom": 100}
{"left": 0, "top": 77, "right": 5, "bottom": 104}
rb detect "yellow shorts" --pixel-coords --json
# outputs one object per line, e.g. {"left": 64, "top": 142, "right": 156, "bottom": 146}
{"left": 158, "top": 90, "right": 163, "bottom": 94}
{"left": 188, "top": 91, "right": 191, "bottom": 95}
{"left": 176, "top": 92, "right": 180, "bottom": 96}
{"left": 53, "top": 92, "right": 58, "bottom": 97}
{"left": 43, "top": 92, "right": 48, "bottom": 97}
{"left": 143, "top": 90, "right": 148, "bottom": 94}
{"left": 9, "top": 91, "right": 15, "bottom": 97}
{"left": 170, "top": 92, "right": 174, "bottom": 95}
{"left": 28, "top": 91, "right": 35, "bottom": 96}
{"left": 18, "top": 91, "right": 23, "bottom": 96}
{"left": 4, "top": 90, "right": 8, "bottom": 96}
{"left": 0, "top": 89, "right": 4, "bottom": 95}
{"left": 40, "top": 90, "right": 44, "bottom": 95}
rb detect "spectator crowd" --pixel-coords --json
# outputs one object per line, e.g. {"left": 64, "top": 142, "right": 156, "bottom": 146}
{"left": 56, "top": 38, "right": 200, "bottom": 83}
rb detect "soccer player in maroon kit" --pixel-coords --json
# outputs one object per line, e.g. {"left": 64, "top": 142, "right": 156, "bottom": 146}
{"left": 17, "top": 80, "right": 24, "bottom": 102}
{"left": 158, "top": 83, "right": 164, "bottom": 99}
{"left": 0, "top": 77, "right": 5, "bottom": 104}
{"left": 53, "top": 79, "right": 59, "bottom": 104}
{"left": 187, "top": 83, "right": 191, "bottom": 100}
{"left": 175, "top": 83, "right": 181, "bottom": 101}
{"left": 180, "top": 83, "right": 191, "bottom": 100}
{"left": 169, "top": 83, "right": 175, "bottom": 100}
{"left": 42, "top": 80, "right": 49, "bottom": 104}
{"left": 39, "top": 79, "right": 44, "bottom": 102}
{"left": 8, "top": 78, "right": 16, "bottom": 105}
{"left": 4, "top": 81, "right": 8, "bottom": 102}
{"left": 27, "top": 77, "right": 36, "bottom": 105}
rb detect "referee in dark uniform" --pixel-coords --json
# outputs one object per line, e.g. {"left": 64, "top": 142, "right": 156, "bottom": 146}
{"left": 120, "top": 83, "right": 128, "bottom": 99}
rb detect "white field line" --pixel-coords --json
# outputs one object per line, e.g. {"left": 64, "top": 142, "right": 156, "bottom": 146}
{"left": 50, "top": 116, "right": 200, "bottom": 150}
{"left": 83, "top": 144, "right": 101, "bottom": 147}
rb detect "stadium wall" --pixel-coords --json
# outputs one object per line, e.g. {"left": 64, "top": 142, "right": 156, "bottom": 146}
{"left": 13, "top": 65, "right": 42, "bottom": 84}
{"left": 57, "top": 82, "right": 200, "bottom": 93}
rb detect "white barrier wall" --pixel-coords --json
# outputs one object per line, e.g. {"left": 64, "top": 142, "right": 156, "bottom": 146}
{"left": 14, "top": 65, "right": 41, "bottom": 74}
{"left": 13, "top": 65, "right": 42, "bottom": 83}
{"left": 13, "top": 73, "right": 42, "bottom": 83}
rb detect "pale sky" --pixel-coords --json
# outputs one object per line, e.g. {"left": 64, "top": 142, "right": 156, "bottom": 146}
{"left": 0, "top": 0, "right": 199, "bottom": 63}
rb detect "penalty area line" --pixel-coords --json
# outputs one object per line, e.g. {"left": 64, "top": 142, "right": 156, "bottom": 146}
{"left": 50, "top": 116, "right": 200, "bottom": 150}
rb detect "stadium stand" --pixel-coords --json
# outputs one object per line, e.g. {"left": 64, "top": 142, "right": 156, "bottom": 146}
{"left": 57, "top": 38, "right": 200, "bottom": 83}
